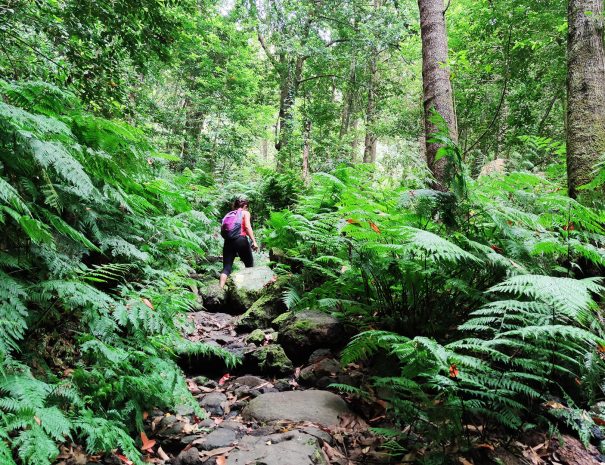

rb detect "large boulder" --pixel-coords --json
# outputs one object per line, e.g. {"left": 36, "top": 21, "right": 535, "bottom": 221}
{"left": 227, "top": 266, "right": 276, "bottom": 312}
{"left": 278, "top": 311, "right": 345, "bottom": 363}
{"left": 236, "top": 292, "right": 286, "bottom": 332}
{"left": 243, "top": 344, "right": 293, "bottom": 376}
{"left": 242, "top": 390, "right": 351, "bottom": 427}
{"left": 227, "top": 430, "right": 327, "bottom": 465}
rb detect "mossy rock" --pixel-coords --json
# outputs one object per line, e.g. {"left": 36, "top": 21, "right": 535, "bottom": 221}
{"left": 243, "top": 344, "right": 293, "bottom": 376}
{"left": 278, "top": 310, "right": 345, "bottom": 364}
{"left": 199, "top": 280, "right": 226, "bottom": 312}
{"left": 227, "top": 266, "right": 276, "bottom": 312}
{"left": 246, "top": 329, "right": 266, "bottom": 345}
{"left": 235, "top": 290, "right": 287, "bottom": 332}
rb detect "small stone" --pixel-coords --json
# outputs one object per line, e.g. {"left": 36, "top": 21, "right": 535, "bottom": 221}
{"left": 194, "top": 376, "right": 208, "bottom": 384}
{"left": 234, "top": 385, "right": 251, "bottom": 397}
{"left": 181, "top": 434, "right": 204, "bottom": 445}
{"left": 199, "top": 419, "right": 215, "bottom": 428}
{"left": 308, "top": 348, "right": 332, "bottom": 364}
{"left": 220, "top": 420, "right": 245, "bottom": 431}
{"left": 200, "top": 428, "right": 237, "bottom": 450}
{"left": 199, "top": 392, "right": 227, "bottom": 416}
{"left": 234, "top": 375, "right": 266, "bottom": 387}
{"left": 175, "top": 404, "right": 195, "bottom": 417}
{"left": 273, "top": 378, "right": 291, "bottom": 391}
{"left": 174, "top": 447, "right": 202, "bottom": 465}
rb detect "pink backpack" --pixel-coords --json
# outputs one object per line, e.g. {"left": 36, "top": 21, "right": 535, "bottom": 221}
{"left": 221, "top": 209, "right": 243, "bottom": 240}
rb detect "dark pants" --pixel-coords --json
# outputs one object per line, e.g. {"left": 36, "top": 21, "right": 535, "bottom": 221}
{"left": 222, "top": 236, "right": 253, "bottom": 275}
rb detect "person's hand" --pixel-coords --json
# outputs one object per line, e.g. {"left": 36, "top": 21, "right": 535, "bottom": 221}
{"left": 252, "top": 242, "right": 259, "bottom": 251}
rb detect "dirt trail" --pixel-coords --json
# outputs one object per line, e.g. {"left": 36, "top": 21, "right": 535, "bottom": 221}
{"left": 143, "top": 290, "right": 390, "bottom": 465}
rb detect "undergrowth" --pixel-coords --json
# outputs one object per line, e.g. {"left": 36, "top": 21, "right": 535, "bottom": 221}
{"left": 266, "top": 149, "right": 605, "bottom": 457}
{"left": 0, "top": 81, "right": 237, "bottom": 465}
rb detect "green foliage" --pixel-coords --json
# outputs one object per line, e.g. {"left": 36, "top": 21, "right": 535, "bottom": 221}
{"left": 0, "top": 81, "right": 234, "bottom": 465}
{"left": 343, "top": 275, "right": 604, "bottom": 447}
{"left": 267, "top": 163, "right": 605, "bottom": 454}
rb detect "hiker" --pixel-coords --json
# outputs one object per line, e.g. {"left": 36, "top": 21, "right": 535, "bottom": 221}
{"left": 219, "top": 198, "right": 258, "bottom": 288}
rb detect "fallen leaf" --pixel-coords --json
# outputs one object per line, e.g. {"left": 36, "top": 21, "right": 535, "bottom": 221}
{"left": 369, "top": 222, "right": 381, "bottom": 234}
{"left": 216, "top": 456, "right": 227, "bottom": 465}
{"left": 593, "top": 416, "right": 605, "bottom": 426}
{"left": 449, "top": 364, "right": 459, "bottom": 378}
{"left": 140, "top": 431, "right": 156, "bottom": 452}
{"left": 116, "top": 454, "right": 134, "bottom": 465}
{"left": 458, "top": 458, "right": 473, "bottom": 465}
{"left": 141, "top": 298, "right": 154, "bottom": 310}
{"left": 475, "top": 443, "right": 494, "bottom": 451}
{"left": 544, "top": 400, "right": 567, "bottom": 410}
{"left": 219, "top": 373, "right": 231, "bottom": 386}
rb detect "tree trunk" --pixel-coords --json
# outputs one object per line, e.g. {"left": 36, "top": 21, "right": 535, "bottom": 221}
{"left": 363, "top": 51, "right": 378, "bottom": 163}
{"left": 302, "top": 119, "right": 311, "bottom": 182}
{"left": 418, "top": 0, "right": 458, "bottom": 190}
{"left": 340, "top": 55, "right": 357, "bottom": 139}
{"left": 566, "top": 0, "right": 605, "bottom": 198}
{"left": 351, "top": 119, "right": 360, "bottom": 163}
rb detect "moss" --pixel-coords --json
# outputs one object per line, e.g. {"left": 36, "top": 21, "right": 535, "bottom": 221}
{"left": 246, "top": 329, "right": 266, "bottom": 345}
{"left": 252, "top": 345, "right": 293, "bottom": 374}
{"left": 271, "top": 311, "right": 292, "bottom": 326}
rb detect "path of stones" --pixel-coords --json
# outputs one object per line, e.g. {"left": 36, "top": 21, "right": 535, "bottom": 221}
{"left": 144, "top": 266, "right": 391, "bottom": 465}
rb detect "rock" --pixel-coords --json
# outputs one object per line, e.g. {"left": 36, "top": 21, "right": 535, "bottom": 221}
{"left": 227, "top": 430, "right": 327, "bottom": 465}
{"left": 242, "top": 390, "right": 351, "bottom": 427}
{"left": 233, "top": 375, "right": 266, "bottom": 388}
{"left": 299, "top": 358, "right": 343, "bottom": 387}
{"left": 227, "top": 266, "right": 276, "bottom": 312}
{"left": 200, "top": 280, "right": 227, "bottom": 312}
{"left": 175, "top": 404, "right": 195, "bottom": 417}
{"left": 158, "top": 414, "right": 189, "bottom": 435}
{"left": 181, "top": 434, "right": 204, "bottom": 445}
{"left": 199, "top": 428, "right": 237, "bottom": 450}
{"left": 199, "top": 392, "right": 227, "bottom": 416}
{"left": 479, "top": 158, "right": 506, "bottom": 177}
{"left": 174, "top": 447, "right": 202, "bottom": 465}
{"left": 308, "top": 348, "right": 332, "bottom": 364}
{"left": 236, "top": 293, "right": 287, "bottom": 332}
{"left": 245, "top": 328, "right": 266, "bottom": 345}
{"left": 278, "top": 311, "right": 345, "bottom": 363}
{"left": 273, "top": 378, "right": 292, "bottom": 392}
{"left": 243, "top": 345, "right": 293, "bottom": 376}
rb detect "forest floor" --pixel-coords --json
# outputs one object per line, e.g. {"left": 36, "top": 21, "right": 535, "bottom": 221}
{"left": 64, "top": 266, "right": 605, "bottom": 465}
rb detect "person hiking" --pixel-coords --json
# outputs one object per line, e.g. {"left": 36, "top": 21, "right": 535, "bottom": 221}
{"left": 219, "top": 198, "right": 258, "bottom": 288}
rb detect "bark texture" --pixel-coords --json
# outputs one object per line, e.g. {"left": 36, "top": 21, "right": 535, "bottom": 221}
{"left": 275, "top": 55, "right": 305, "bottom": 170}
{"left": 418, "top": 0, "right": 458, "bottom": 189}
{"left": 362, "top": 0, "right": 380, "bottom": 164}
{"left": 302, "top": 119, "right": 311, "bottom": 182}
{"left": 363, "top": 51, "right": 378, "bottom": 163}
{"left": 566, "top": 0, "right": 605, "bottom": 198}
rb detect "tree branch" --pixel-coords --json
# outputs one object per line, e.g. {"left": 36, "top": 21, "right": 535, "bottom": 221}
{"left": 256, "top": 31, "right": 279, "bottom": 69}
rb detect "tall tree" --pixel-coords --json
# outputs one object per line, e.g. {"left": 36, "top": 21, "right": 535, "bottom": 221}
{"left": 566, "top": 0, "right": 605, "bottom": 197}
{"left": 418, "top": 0, "right": 458, "bottom": 189}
